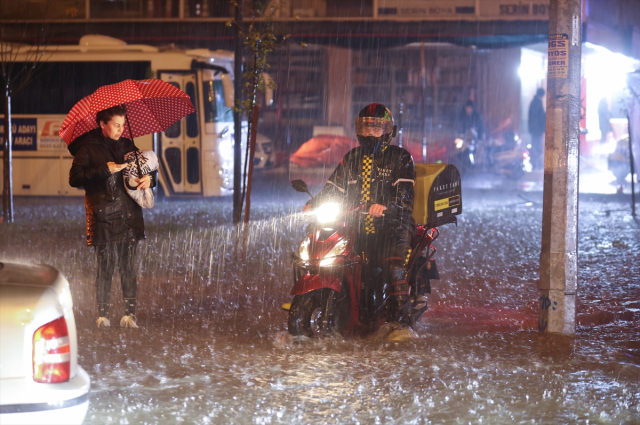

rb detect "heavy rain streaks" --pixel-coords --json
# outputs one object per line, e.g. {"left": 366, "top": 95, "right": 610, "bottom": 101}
{"left": 1, "top": 1, "right": 640, "bottom": 423}
{"left": 1, "top": 183, "right": 639, "bottom": 423}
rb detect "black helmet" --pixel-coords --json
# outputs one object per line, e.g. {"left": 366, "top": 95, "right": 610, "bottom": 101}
{"left": 355, "top": 103, "right": 397, "bottom": 154}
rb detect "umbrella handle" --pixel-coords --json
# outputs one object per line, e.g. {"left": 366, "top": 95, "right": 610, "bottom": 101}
{"left": 123, "top": 108, "right": 142, "bottom": 177}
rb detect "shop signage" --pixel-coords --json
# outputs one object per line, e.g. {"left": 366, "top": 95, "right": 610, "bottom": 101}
{"left": 377, "top": 0, "right": 476, "bottom": 18}
{"left": 377, "top": 0, "right": 550, "bottom": 19}
{"left": 479, "top": 0, "right": 549, "bottom": 17}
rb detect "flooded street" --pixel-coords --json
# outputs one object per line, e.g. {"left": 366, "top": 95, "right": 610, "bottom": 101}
{"left": 2, "top": 1, "right": 640, "bottom": 423}
{"left": 1, "top": 178, "right": 639, "bottom": 424}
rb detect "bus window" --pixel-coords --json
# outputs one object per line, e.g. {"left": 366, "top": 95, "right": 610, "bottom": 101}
{"left": 214, "top": 81, "right": 232, "bottom": 122}
{"left": 164, "top": 82, "right": 181, "bottom": 138}
{"left": 203, "top": 80, "right": 232, "bottom": 132}
{"left": 165, "top": 147, "right": 182, "bottom": 184}
{"left": 186, "top": 147, "right": 200, "bottom": 184}
{"left": 185, "top": 82, "right": 198, "bottom": 138}
{"left": 203, "top": 80, "right": 217, "bottom": 126}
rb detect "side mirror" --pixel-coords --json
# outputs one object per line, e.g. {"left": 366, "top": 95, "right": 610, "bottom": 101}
{"left": 291, "top": 179, "right": 312, "bottom": 198}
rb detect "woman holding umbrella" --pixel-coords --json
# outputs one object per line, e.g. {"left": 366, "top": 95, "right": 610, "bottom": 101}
{"left": 69, "top": 106, "right": 153, "bottom": 328}
{"left": 62, "top": 78, "right": 196, "bottom": 328}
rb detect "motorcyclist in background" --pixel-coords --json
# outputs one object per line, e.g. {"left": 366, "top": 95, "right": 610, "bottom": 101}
{"left": 303, "top": 104, "right": 416, "bottom": 324}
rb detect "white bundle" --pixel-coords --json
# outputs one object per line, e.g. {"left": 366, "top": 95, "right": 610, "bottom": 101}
{"left": 122, "top": 150, "right": 159, "bottom": 209}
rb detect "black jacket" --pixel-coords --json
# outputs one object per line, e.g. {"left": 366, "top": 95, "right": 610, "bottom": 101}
{"left": 458, "top": 109, "right": 485, "bottom": 140}
{"left": 307, "top": 145, "right": 416, "bottom": 235}
{"left": 69, "top": 128, "right": 153, "bottom": 246}
{"left": 528, "top": 96, "right": 546, "bottom": 137}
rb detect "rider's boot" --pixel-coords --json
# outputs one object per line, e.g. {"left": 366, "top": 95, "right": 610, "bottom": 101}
{"left": 388, "top": 265, "right": 411, "bottom": 325}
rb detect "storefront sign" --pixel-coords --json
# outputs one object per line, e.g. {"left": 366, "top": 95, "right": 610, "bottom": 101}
{"left": 377, "top": 0, "right": 550, "bottom": 18}
{"left": 0, "top": 118, "right": 37, "bottom": 151}
{"left": 377, "top": 0, "right": 475, "bottom": 18}
{"left": 480, "top": 1, "right": 550, "bottom": 17}
{"left": 548, "top": 34, "right": 569, "bottom": 79}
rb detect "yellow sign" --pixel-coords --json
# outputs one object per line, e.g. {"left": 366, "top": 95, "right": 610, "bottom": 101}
{"left": 435, "top": 195, "right": 460, "bottom": 211}
{"left": 548, "top": 34, "right": 568, "bottom": 79}
{"left": 434, "top": 198, "right": 449, "bottom": 211}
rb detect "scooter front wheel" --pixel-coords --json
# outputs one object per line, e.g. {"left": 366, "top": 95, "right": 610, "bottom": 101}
{"left": 288, "top": 289, "right": 336, "bottom": 337}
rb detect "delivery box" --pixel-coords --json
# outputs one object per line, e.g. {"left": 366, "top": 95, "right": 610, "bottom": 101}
{"left": 413, "top": 163, "right": 462, "bottom": 227}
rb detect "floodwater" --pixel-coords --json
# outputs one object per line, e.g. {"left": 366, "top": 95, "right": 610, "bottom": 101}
{"left": 1, "top": 178, "right": 639, "bottom": 424}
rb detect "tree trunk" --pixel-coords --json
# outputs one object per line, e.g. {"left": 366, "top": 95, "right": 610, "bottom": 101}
{"left": 232, "top": 0, "right": 244, "bottom": 225}
{"left": 242, "top": 104, "right": 260, "bottom": 261}
{"left": 2, "top": 91, "right": 13, "bottom": 223}
{"left": 239, "top": 99, "right": 253, "bottom": 223}
{"left": 244, "top": 105, "right": 260, "bottom": 225}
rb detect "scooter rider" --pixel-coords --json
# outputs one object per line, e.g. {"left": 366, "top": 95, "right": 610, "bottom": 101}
{"left": 303, "top": 104, "right": 416, "bottom": 324}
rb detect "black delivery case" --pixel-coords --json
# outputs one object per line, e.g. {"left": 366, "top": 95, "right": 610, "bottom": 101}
{"left": 412, "top": 163, "right": 462, "bottom": 227}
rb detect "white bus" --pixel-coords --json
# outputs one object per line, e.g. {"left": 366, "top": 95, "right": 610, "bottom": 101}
{"left": 0, "top": 34, "right": 273, "bottom": 197}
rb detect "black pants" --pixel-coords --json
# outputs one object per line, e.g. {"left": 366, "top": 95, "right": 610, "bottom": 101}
{"left": 358, "top": 226, "right": 413, "bottom": 269}
{"left": 358, "top": 223, "right": 414, "bottom": 318}
{"left": 530, "top": 134, "right": 544, "bottom": 171}
{"left": 95, "top": 241, "right": 138, "bottom": 317}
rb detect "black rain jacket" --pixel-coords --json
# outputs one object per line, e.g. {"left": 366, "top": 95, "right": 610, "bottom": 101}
{"left": 458, "top": 109, "right": 486, "bottom": 140}
{"left": 306, "top": 145, "right": 416, "bottom": 239}
{"left": 528, "top": 96, "right": 546, "bottom": 137}
{"left": 68, "top": 128, "right": 154, "bottom": 246}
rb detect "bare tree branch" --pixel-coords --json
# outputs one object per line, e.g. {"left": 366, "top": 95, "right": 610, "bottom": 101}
{"left": 1, "top": 0, "right": 55, "bottom": 223}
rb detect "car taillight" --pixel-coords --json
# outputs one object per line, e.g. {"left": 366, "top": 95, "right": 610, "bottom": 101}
{"left": 33, "top": 316, "right": 70, "bottom": 383}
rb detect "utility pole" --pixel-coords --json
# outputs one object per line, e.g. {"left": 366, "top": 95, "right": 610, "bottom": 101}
{"left": 539, "top": 0, "right": 582, "bottom": 335}
{"left": 233, "top": 0, "right": 244, "bottom": 225}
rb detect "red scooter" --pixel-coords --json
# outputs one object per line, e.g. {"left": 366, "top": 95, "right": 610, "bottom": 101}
{"left": 284, "top": 179, "right": 444, "bottom": 337}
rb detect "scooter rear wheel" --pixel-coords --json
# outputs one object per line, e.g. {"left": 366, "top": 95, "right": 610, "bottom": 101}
{"left": 288, "top": 289, "right": 336, "bottom": 337}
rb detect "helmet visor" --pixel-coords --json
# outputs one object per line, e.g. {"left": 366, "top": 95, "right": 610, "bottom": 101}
{"left": 355, "top": 117, "right": 394, "bottom": 138}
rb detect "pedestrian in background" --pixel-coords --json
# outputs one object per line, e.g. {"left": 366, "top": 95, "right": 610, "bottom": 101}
{"left": 598, "top": 97, "right": 612, "bottom": 144}
{"left": 68, "top": 105, "right": 155, "bottom": 329}
{"left": 458, "top": 100, "right": 485, "bottom": 141}
{"left": 528, "top": 88, "right": 546, "bottom": 171}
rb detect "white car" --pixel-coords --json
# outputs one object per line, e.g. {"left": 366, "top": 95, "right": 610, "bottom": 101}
{"left": 0, "top": 262, "right": 90, "bottom": 425}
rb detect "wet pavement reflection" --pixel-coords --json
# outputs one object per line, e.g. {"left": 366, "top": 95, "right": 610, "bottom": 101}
{"left": 1, "top": 179, "right": 638, "bottom": 424}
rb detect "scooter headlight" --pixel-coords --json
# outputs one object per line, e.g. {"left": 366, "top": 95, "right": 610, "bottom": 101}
{"left": 319, "top": 239, "right": 349, "bottom": 267}
{"left": 455, "top": 138, "right": 464, "bottom": 149}
{"left": 299, "top": 236, "right": 310, "bottom": 261}
{"left": 315, "top": 202, "right": 341, "bottom": 224}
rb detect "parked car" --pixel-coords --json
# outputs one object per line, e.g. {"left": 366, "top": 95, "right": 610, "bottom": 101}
{"left": 0, "top": 262, "right": 90, "bottom": 425}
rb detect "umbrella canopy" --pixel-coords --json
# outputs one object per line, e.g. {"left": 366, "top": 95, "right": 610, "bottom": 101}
{"left": 59, "top": 79, "right": 196, "bottom": 144}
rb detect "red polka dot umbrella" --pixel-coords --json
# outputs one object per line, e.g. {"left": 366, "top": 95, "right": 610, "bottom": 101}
{"left": 59, "top": 79, "right": 196, "bottom": 144}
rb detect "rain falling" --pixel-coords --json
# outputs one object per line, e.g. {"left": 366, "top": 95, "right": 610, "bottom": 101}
{"left": 1, "top": 0, "right": 639, "bottom": 424}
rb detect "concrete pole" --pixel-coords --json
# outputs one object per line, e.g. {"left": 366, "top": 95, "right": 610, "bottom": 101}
{"left": 539, "top": 0, "right": 582, "bottom": 335}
